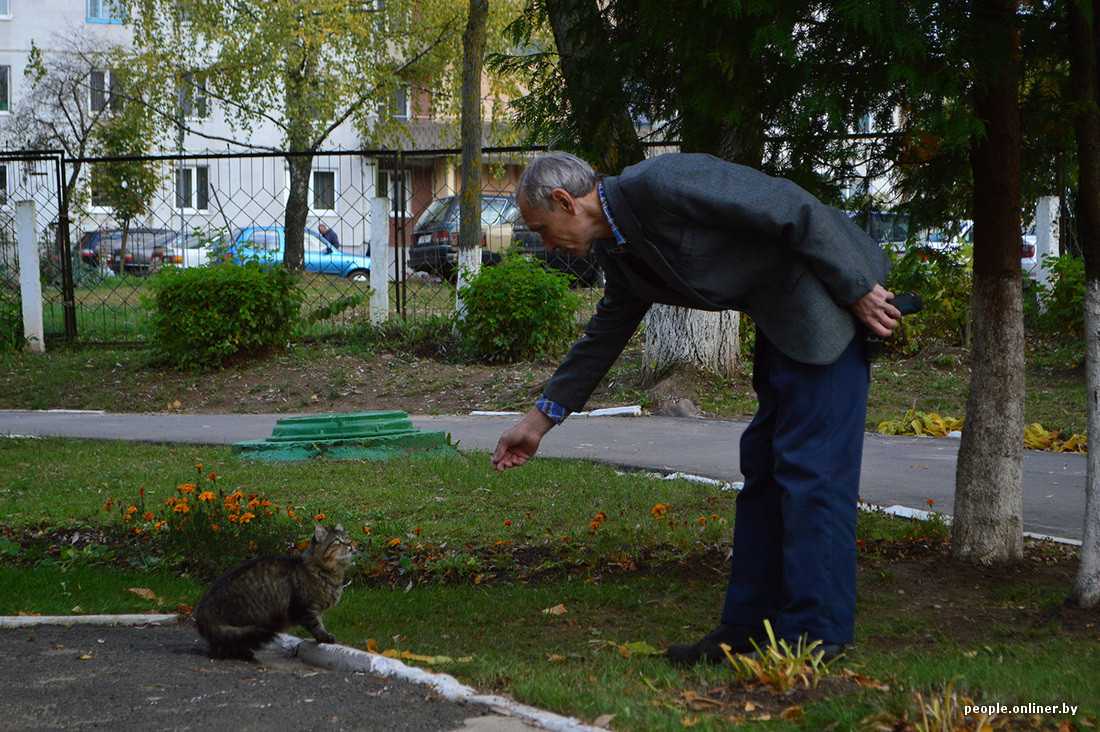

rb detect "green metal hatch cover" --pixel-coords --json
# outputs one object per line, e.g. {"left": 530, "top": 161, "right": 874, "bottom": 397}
{"left": 232, "top": 410, "right": 455, "bottom": 462}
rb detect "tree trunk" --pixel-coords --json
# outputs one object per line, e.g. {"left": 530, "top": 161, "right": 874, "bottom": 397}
{"left": 456, "top": 0, "right": 489, "bottom": 310}
{"left": 1068, "top": 0, "right": 1100, "bottom": 608}
{"left": 117, "top": 218, "right": 130, "bottom": 277}
{"left": 951, "top": 0, "right": 1025, "bottom": 564}
{"left": 283, "top": 155, "right": 312, "bottom": 272}
{"left": 642, "top": 307, "right": 740, "bottom": 381}
{"left": 543, "top": 0, "right": 645, "bottom": 173}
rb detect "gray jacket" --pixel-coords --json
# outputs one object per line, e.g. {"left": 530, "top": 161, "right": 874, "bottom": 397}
{"left": 543, "top": 153, "right": 893, "bottom": 413}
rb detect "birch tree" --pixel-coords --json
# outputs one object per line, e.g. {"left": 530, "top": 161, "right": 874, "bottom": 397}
{"left": 455, "top": 0, "right": 489, "bottom": 310}
{"left": 125, "top": 0, "right": 522, "bottom": 272}
{"left": 1068, "top": 0, "right": 1100, "bottom": 608}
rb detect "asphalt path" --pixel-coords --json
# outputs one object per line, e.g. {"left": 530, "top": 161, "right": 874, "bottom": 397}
{"left": 0, "top": 409, "right": 1087, "bottom": 542}
{"left": 0, "top": 621, "right": 500, "bottom": 732}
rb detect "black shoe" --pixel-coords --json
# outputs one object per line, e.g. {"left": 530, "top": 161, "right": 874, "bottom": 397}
{"left": 664, "top": 624, "right": 764, "bottom": 666}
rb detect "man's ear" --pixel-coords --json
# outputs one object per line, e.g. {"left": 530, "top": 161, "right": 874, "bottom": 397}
{"left": 549, "top": 188, "right": 576, "bottom": 214}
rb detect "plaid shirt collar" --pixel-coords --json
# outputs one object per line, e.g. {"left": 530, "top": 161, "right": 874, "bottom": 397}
{"left": 597, "top": 182, "right": 631, "bottom": 255}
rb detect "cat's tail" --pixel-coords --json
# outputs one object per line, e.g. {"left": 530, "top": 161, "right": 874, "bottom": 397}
{"left": 197, "top": 614, "right": 289, "bottom": 660}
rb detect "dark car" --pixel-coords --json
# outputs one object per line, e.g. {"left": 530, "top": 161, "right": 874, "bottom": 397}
{"left": 79, "top": 228, "right": 173, "bottom": 269}
{"left": 510, "top": 217, "right": 603, "bottom": 287}
{"left": 408, "top": 194, "right": 517, "bottom": 278}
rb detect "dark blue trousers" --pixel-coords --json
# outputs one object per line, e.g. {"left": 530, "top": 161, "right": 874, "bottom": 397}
{"left": 720, "top": 332, "right": 869, "bottom": 645}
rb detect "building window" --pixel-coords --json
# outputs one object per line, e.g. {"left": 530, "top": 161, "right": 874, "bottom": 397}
{"left": 393, "top": 84, "right": 409, "bottom": 119}
{"left": 88, "top": 0, "right": 124, "bottom": 23}
{"left": 312, "top": 170, "right": 336, "bottom": 212}
{"left": 90, "top": 69, "right": 123, "bottom": 112}
{"left": 0, "top": 0, "right": 11, "bottom": 19}
{"left": 377, "top": 169, "right": 412, "bottom": 216}
{"left": 0, "top": 66, "right": 9, "bottom": 113}
{"left": 0, "top": 165, "right": 7, "bottom": 205}
{"left": 176, "top": 165, "right": 209, "bottom": 211}
{"left": 180, "top": 73, "right": 209, "bottom": 120}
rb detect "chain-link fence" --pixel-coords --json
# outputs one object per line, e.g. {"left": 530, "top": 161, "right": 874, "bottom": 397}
{"left": 2, "top": 143, "right": 1071, "bottom": 348}
{"left": 14, "top": 146, "right": 612, "bottom": 347}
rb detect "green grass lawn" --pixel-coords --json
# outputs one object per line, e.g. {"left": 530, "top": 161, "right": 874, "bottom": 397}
{"left": 1, "top": 438, "right": 1095, "bottom": 730}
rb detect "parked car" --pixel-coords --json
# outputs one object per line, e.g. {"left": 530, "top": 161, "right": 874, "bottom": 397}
{"left": 228, "top": 226, "right": 371, "bottom": 281}
{"left": 149, "top": 231, "right": 224, "bottom": 270}
{"left": 78, "top": 228, "right": 173, "bottom": 269}
{"left": 408, "top": 194, "right": 518, "bottom": 278}
{"left": 509, "top": 216, "right": 604, "bottom": 287}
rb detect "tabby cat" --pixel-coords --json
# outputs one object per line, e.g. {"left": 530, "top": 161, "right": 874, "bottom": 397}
{"left": 194, "top": 523, "right": 355, "bottom": 660}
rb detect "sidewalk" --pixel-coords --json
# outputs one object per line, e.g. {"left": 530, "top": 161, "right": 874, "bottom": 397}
{"left": 0, "top": 409, "right": 1087, "bottom": 541}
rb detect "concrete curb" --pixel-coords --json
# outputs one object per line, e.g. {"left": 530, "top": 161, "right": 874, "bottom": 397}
{"left": 271, "top": 634, "right": 605, "bottom": 732}
{"left": 0, "top": 614, "right": 181, "bottom": 628}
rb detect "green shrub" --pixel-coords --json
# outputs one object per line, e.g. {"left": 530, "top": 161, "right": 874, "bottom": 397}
{"left": 885, "top": 246, "right": 972, "bottom": 355}
{"left": 1033, "top": 254, "right": 1085, "bottom": 342}
{"left": 0, "top": 297, "right": 24, "bottom": 352}
{"left": 456, "top": 253, "right": 582, "bottom": 363}
{"left": 143, "top": 262, "right": 303, "bottom": 369}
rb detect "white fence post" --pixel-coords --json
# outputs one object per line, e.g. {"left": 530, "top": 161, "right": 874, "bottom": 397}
{"left": 369, "top": 196, "right": 389, "bottom": 324}
{"left": 1034, "top": 196, "right": 1060, "bottom": 291}
{"left": 16, "top": 200, "right": 44, "bottom": 353}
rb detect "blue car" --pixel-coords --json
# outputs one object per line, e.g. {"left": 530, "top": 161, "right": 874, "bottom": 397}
{"left": 229, "top": 226, "right": 371, "bottom": 281}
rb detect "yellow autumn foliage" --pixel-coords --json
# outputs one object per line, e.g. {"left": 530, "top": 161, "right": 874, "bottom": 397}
{"left": 878, "top": 412, "right": 1087, "bottom": 453}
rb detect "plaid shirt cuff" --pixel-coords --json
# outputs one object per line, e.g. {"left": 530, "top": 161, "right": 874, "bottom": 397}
{"left": 535, "top": 397, "right": 570, "bottom": 425}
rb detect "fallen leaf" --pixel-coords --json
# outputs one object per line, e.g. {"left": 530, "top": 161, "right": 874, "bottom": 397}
{"left": 680, "top": 715, "right": 700, "bottom": 727}
{"left": 682, "top": 691, "right": 722, "bottom": 711}
{"left": 542, "top": 604, "right": 567, "bottom": 616}
{"left": 127, "top": 588, "right": 158, "bottom": 601}
{"left": 744, "top": 701, "right": 756, "bottom": 713}
{"left": 593, "top": 713, "right": 615, "bottom": 728}
{"left": 380, "top": 649, "right": 471, "bottom": 665}
{"left": 366, "top": 639, "right": 380, "bottom": 654}
{"left": 548, "top": 654, "right": 566, "bottom": 662}
{"left": 78, "top": 654, "right": 94, "bottom": 660}
{"left": 781, "top": 705, "right": 804, "bottom": 721}
{"left": 620, "top": 641, "right": 661, "bottom": 657}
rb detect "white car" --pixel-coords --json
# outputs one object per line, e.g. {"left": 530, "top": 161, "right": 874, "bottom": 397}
{"left": 150, "top": 232, "right": 222, "bottom": 270}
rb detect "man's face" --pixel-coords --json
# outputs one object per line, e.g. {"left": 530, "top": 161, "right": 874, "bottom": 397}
{"left": 518, "top": 191, "right": 595, "bottom": 260}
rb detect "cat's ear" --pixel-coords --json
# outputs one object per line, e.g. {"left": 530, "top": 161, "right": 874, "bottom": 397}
{"left": 334, "top": 523, "right": 344, "bottom": 533}
{"left": 314, "top": 523, "right": 326, "bottom": 541}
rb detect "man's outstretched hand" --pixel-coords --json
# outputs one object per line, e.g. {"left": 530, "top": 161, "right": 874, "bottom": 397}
{"left": 492, "top": 408, "right": 556, "bottom": 472}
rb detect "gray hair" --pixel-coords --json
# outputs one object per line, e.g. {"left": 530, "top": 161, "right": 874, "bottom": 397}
{"left": 517, "top": 152, "right": 599, "bottom": 211}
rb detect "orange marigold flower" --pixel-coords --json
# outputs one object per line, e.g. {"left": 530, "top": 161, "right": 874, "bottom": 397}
{"left": 211, "top": 524, "right": 219, "bottom": 531}
{"left": 265, "top": 510, "right": 272, "bottom": 517}
{"left": 314, "top": 513, "right": 326, "bottom": 521}
{"left": 198, "top": 491, "right": 216, "bottom": 502}
{"left": 261, "top": 500, "right": 271, "bottom": 508}
{"left": 138, "top": 487, "right": 145, "bottom": 496}
{"left": 590, "top": 521, "right": 601, "bottom": 530}
{"left": 154, "top": 521, "right": 166, "bottom": 530}
{"left": 503, "top": 520, "right": 512, "bottom": 527}
{"left": 927, "top": 498, "right": 935, "bottom": 508}
{"left": 143, "top": 512, "right": 155, "bottom": 521}
{"left": 209, "top": 473, "right": 218, "bottom": 482}
{"left": 413, "top": 527, "right": 421, "bottom": 535}
{"left": 388, "top": 538, "right": 401, "bottom": 547}
{"left": 228, "top": 514, "right": 239, "bottom": 523}
{"left": 248, "top": 498, "right": 260, "bottom": 510}
{"left": 127, "top": 506, "right": 138, "bottom": 514}
{"left": 173, "top": 503, "right": 190, "bottom": 514}
{"left": 362, "top": 526, "right": 372, "bottom": 534}
{"left": 651, "top": 504, "right": 669, "bottom": 518}
{"left": 178, "top": 483, "right": 196, "bottom": 494}
{"left": 123, "top": 513, "right": 132, "bottom": 521}
{"left": 103, "top": 500, "right": 114, "bottom": 511}
{"left": 698, "top": 517, "right": 707, "bottom": 526}
{"left": 165, "top": 497, "right": 178, "bottom": 506}
{"left": 195, "top": 463, "right": 203, "bottom": 470}
{"left": 239, "top": 512, "right": 255, "bottom": 524}
{"left": 711, "top": 514, "right": 720, "bottom": 520}
{"left": 286, "top": 509, "right": 296, "bottom": 519}
{"left": 595, "top": 511, "right": 607, "bottom": 521}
